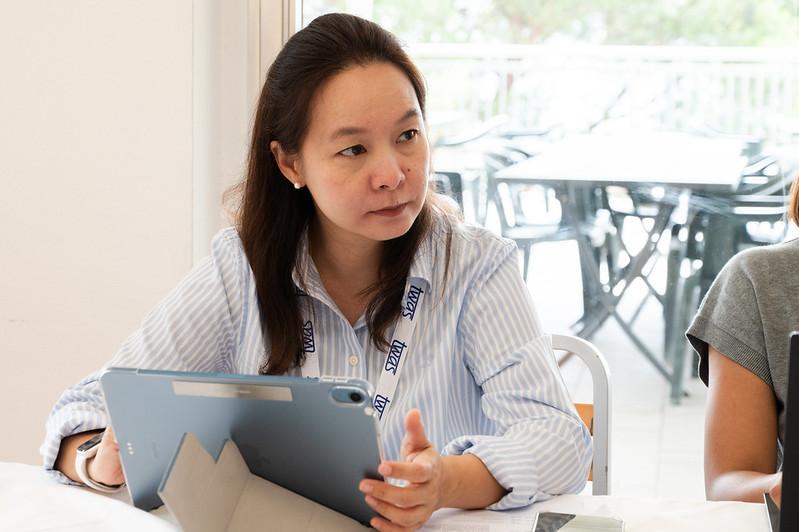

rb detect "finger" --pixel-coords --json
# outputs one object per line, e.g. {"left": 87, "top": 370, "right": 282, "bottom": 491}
{"left": 89, "top": 447, "right": 125, "bottom": 486}
{"left": 401, "top": 409, "right": 430, "bottom": 460}
{"left": 365, "top": 495, "right": 427, "bottom": 529}
{"left": 768, "top": 473, "right": 783, "bottom": 507}
{"left": 101, "top": 427, "right": 120, "bottom": 451}
{"left": 369, "top": 515, "right": 419, "bottom": 532}
{"left": 91, "top": 428, "right": 125, "bottom": 485}
{"left": 378, "top": 460, "right": 434, "bottom": 483}
{"left": 360, "top": 479, "right": 431, "bottom": 509}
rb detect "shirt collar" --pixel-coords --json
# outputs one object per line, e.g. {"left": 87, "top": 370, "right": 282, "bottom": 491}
{"left": 407, "top": 228, "right": 434, "bottom": 291}
{"left": 291, "top": 226, "right": 436, "bottom": 303}
{"left": 291, "top": 229, "right": 324, "bottom": 298}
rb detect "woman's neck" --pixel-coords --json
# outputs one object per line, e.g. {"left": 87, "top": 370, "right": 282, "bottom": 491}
{"left": 309, "top": 222, "right": 382, "bottom": 323}
{"left": 310, "top": 228, "right": 381, "bottom": 282}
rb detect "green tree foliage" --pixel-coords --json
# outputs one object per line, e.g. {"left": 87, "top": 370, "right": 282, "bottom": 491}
{"left": 306, "top": 0, "right": 799, "bottom": 46}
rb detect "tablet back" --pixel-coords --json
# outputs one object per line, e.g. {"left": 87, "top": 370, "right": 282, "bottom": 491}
{"left": 100, "top": 368, "right": 382, "bottom": 525}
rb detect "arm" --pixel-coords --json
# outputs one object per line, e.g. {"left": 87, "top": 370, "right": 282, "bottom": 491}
{"left": 42, "top": 229, "right": 245, "bottom": 482}
{"left": 445, "top": 243, "right": 592, "bottom": 508}
{"left": 54, "top": 430, "right": 103, "bottom": 483}
{"left": 358, "top": 243, "right": 589, "bottom": 530}
{"left": 54, "top": 427, "right": 125, "bottom": 487}
{"left": 359, "top": 410, "right": 505, "bottom": 532}
{"left": 705, "top": 346, "right": 781, "bottom": 503}
{"left": 439, "top": 454, "right": 505, "bottom": 509}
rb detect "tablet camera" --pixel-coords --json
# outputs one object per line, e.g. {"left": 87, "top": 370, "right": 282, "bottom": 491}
{"left": 349, "top": 391, "right": 363, "bottom": 403}
{"left": 330, "top": 385, "right": 367, "bottom": 405}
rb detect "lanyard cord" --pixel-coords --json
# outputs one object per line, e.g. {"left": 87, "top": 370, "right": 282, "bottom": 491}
{"left": 300, "top": 281, "right": 425, "bottom": 424}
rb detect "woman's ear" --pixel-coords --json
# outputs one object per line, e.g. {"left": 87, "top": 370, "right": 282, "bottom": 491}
{"left": 270, "top": 140, "right": 303, "bottom": 187}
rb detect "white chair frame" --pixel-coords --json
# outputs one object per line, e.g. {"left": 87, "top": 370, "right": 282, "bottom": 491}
{"left": 551, "top": 333, "right": 612, "bottom": 495}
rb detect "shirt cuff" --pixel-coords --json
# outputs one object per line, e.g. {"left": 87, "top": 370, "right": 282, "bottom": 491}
{"left": 443, "top": 435, "right": 542, "bottom": 509}
{"left": 442, "top": 421, "right": 591, "bottom": 510}
{"left": 687, "top": 315, "right": 773, "bottom": 389}
{"left": 40, "top": 404, "right": 108, "bottom": 484}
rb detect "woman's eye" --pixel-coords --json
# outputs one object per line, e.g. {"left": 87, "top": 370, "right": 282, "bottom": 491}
{"left": 339, "top": 145, "right": 366, "bottom": 157}
{"left": 398, "top": 129, "right": 418, "bottom": 143}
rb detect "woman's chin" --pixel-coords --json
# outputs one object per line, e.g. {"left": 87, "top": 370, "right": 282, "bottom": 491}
{"left": 364, "top": 219, "right": 416, "bottom": 242}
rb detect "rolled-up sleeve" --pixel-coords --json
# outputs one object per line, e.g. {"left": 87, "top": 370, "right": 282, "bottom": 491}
{"left": 686, "top": 252, "right": 770, "bottom": 388}
{"left": 442, "top": 244, "right": 592, "bottom": 509}
{"left": 40, "top": 228, "right": 246, "bottom": 481}
{"left": 40, "top": 371, "right": 108, "bottom": 484}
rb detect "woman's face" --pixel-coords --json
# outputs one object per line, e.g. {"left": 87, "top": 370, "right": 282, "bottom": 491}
{"left": 276, "top": 62, "right": 429, "bottom": 247}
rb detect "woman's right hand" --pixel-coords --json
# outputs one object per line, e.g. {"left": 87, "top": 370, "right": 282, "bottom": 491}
{"left": 87, "top": 425, "right": 126, "bottom": 486}
{"left": 768, "top": 472, "right": 783, "bottom": 507}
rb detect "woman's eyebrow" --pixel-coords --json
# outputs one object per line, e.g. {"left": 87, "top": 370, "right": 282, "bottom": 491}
{"left": 329, "top": 125, "right": 367, "bottom": 142}
{"left": 328, "top": 109, "right": 420, "bottom": 142}
{"left": 396, "top": 108, "right": 420, "bottom": 124}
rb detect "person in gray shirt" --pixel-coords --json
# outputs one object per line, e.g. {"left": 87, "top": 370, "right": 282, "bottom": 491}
{"left": 687, "top": 172, "right": 799, "bottom": 507}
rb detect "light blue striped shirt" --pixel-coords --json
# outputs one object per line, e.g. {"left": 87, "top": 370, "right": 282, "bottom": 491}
{"left": 42, "top": 217, "right": 591, "bottom": 509}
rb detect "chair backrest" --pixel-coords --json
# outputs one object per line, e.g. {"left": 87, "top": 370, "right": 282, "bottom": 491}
{"left": 551, "top": 333, "right": 611, "bottom": 495}
{"left": 484, "top": 148, "right": 563, "bottom": 232}
{"left": 431, "top": 171, "right": 464, "bottom": 210}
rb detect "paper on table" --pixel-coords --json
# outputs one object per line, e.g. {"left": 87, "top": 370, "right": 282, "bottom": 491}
{"left": 421, "top": 507, "right": 536, "bottom": 532}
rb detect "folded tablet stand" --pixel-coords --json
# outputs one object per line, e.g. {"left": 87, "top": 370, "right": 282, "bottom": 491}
{"left": 158, "top": 432, "right": 370, "bottom": 532}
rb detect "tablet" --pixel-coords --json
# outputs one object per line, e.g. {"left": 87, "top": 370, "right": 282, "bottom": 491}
{"left": 99, "top": 368, "right": 383, "bottom": 524}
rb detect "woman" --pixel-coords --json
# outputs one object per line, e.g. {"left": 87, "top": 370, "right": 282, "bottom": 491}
{"left": 43, "top": 13, "right": 591, "bottom": 530}
{"left": 688, "top": 173, "right": 799, "bottom": 506}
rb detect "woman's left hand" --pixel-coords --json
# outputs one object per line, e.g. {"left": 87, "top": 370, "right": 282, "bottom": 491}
{"left": 359, "top": 409, "right": 447, "bottom": 531}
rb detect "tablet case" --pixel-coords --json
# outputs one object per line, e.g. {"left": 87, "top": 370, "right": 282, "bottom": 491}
{"left": 100, "top": 369, "right": 382, "bottom": 524}
{"left": 158, "top": 432, "right": 369, "bottom": 532}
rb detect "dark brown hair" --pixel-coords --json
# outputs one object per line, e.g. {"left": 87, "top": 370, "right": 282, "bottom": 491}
{"left": 790, "top": 172, "right": 799, "bottom": 227}
{"left": 235, "top": 13, "right": 452, "bottom": 374}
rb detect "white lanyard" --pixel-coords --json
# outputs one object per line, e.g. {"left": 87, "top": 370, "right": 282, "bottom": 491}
{"left": 300, "top": 280, "right": 425, "bottom": 424}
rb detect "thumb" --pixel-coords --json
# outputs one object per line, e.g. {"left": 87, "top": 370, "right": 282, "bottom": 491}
{"left": 104, "top": 425, "right": 118, "bottom": 445}
{"left": 401, "top": 409, "right": 430, "bottom": 460}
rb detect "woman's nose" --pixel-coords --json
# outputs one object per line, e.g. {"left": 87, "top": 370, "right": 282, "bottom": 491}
{"left": 370, "top": 152, "right": 406, "bottom": 190}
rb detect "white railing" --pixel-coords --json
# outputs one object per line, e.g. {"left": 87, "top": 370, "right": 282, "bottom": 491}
{"left": 409, "top": 44, "right": 799, "bottom": 144}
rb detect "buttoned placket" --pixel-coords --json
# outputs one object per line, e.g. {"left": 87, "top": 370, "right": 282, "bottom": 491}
{"left": 298, "top": 264, "right": 370, "bottom": 380}
{"left": 347, "top": 315, "right": 368, "bottom": 380}
{"left": 293, "top": 233, "right": 431, "bottom": 395}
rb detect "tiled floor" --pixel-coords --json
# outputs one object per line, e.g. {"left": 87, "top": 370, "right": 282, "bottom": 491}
{"left": 523, "top": 239, "right": 708, "bottom": 501}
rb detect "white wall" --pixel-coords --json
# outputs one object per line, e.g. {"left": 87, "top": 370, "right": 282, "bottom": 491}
{"left": 0, "top": 0, "right": 260, "bottom": 464}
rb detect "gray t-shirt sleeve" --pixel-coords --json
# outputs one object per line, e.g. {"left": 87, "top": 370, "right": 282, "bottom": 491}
{"left": 686, "top": 252, "right": 772, "bottom": 389}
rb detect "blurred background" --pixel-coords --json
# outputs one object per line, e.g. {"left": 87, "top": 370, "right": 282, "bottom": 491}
{"left": 2, "top": 0, "right": 798, "bottom": 500}
{"left": 304, "top": 0, "right": 799, "bottom": 498}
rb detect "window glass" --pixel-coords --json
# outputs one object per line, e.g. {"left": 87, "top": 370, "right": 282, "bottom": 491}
{"left": 300, "top": 2, "right": 799, "bottom": 451}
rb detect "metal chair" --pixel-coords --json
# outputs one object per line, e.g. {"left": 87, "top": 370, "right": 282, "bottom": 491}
{"left": 430, "top": 171, "right": 464, "bottom": 210}
{"left": 663, "top": 166, "right": 795, "bottom": 402}
{"left": 552, "top": 333, "right": 611, "bottom": 495}
{"left": 485, "top": 147, "right": 575, "bottom": 280}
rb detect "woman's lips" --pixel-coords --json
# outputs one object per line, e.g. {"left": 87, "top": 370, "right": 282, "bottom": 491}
{"left": 370, "top": 202, "right": 408, "bottom": 217}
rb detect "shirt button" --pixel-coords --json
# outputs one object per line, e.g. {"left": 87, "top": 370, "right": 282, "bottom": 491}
{"left": 348, "top": 355, "right": 359, "bottom": 366}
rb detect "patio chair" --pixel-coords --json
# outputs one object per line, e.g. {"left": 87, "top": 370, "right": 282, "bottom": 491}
{"left": 552, "top": 333, "right": 611, "bottom": 495}
{"left": 484, "top": 146, "right": 575, "bottom": 280}
{"left": 664, "top": 165, "right": 796, "bottom": 402}
{"left": 430, "top": 171, "right": 464, "bottom": 211}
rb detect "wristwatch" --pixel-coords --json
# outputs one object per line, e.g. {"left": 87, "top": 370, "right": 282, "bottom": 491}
{"left": 75, "top": 431, "right": 125, "bottom": 493}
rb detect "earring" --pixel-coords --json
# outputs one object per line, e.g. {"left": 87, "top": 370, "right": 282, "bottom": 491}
{"left": 294, "top": 182, "right": 302, "bottom": 189}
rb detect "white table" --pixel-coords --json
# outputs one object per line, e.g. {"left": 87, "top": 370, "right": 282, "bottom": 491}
{"left": 494, "top": 131, "right": 748, "bottom": 193}
{"left": 495, "top": 131, "right": 750, "bottom": 402}
{"left": 0, "top": 462, "right": 766, "bottom": 531}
